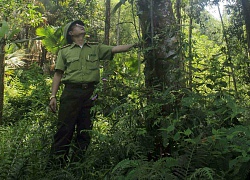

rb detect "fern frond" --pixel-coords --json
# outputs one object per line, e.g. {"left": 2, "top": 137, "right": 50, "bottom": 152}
{"left": 41, "top": 169, "right": 76, "bottom": 180}
{"left": 189, "top": 167, "right": 215, "bottom": 180}
{"left": 111, "top": 158, "right": 141, "bottom": 174}
{"left": 110, "top": 157, "right": 179, "bottom": 179}
{"left": 173, "top": 143, "right": 212, "bottom": 180}
{"left": 185, "top": 145, "right": 196, "bottom": 178}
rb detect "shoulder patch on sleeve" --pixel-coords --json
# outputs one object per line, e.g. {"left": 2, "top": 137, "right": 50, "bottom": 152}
{"left": 87, "top": 42, "right": 99, "bottom": 45}
{"left": 61, "top": 44, "right": 71, "bottom": 49}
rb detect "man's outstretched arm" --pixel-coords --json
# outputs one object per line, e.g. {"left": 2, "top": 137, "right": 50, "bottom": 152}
{"left": 112, "top": 44, "right": 138, "bottom": 53}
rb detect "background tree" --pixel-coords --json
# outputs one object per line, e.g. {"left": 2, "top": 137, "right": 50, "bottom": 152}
{"left": 136, "top": 0, "right": 183, "bottom": 159}
{"left": 0, "top": 0, "right": 43, "bottom": 122}
{"left": 0, "top": 23, "right": 6, "bottom": 123}
{"left": 241, "top": 0, "right": 250, "bottom": 54}
{"left": 104, "top": 0, "right": 111, "bottom": 45}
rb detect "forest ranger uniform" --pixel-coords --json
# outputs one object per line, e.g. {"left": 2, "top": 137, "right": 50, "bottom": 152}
{"left": 50, "top": 20, "right": 114, "bottom": 162}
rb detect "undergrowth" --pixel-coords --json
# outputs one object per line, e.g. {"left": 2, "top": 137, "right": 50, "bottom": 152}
{"left": 1, "top": 65, "right": 250, "bottom": 179}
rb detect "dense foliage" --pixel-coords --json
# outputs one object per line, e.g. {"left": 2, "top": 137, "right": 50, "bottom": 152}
{"left": 1, "top": 0, "right": 250, "bottom": 179}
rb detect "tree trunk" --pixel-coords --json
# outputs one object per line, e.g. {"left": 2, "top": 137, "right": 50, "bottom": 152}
{"left": 102, "top": 0, "right": 111, "bottom": 106}
{"left": 40, "top": 45, "right": 47, "bottom": 67}
{"left": 241, "top": 0, "right": 250, "bottom": 55}
{"left": 137, "top": 0, "right": 182, "bottom": 90}
{"left": 0, "top": 41, "right": 5, "bottom": 124}
{"left": 103, "top": 0, "right": 111, "bottom": 79}
{"left": 176, "top": 0, "right": 181, "bottom": 27}
{"left": 104, "top": 0, "right": 111, "bottom": 45}
{"left": 176, "top": 0, "right": 185, "bottom": 86}
{"left": 241, "top": 0, "right": 250, "bottom": 81}
{"left": 218, "top": 4, "right": 238, "bottom": 97}
{"left": 137, "top": 0, "right": 182, "bottom": 160}
{"left": 188, "top": 0, "right": 193, "bottom": 89}
{"left": 116, "top": 7, "right": 121, "bottom": 45}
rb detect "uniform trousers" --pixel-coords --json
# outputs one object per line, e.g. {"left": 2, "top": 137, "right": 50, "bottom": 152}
{"left": 50, "top": 83, "right": 95, "bottom": 162}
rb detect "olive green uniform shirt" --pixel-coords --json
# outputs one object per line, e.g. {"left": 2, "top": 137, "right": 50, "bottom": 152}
{"left": 55, "top": 42, "right": 114, "bottom": 83}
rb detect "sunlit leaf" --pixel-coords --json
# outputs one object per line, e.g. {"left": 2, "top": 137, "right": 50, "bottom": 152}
{"left": 0, "top": 21, "right": 9, "bottom": 38}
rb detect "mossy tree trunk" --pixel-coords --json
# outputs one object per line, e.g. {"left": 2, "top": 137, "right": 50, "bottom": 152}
{"left": 104, "top": 0, "right": 111, "bottom": 45}
{"left": 241, "top": 0, "right": 250, "bottom": 81}
{"left": 241, "top": 0, "right": 250, "bottom": 55}
{"left": 137, "top": 0, "right": 184, "bottom": 159}
{"left": 137, "top": 0, "right": 182, "bottom": 90}
{"left": 0, "top": 41, "right": 5, "bottom": 124}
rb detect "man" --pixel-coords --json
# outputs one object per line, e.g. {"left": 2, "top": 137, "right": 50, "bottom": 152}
{"left": 49, "top": 20, "right": 136, "bottom": 165}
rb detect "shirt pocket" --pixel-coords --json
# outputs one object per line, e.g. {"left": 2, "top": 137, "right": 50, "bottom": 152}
{"left": 66, "top": 58, "right": 80, "bottom": 71}
{"left": 86, "top": 54, "right": 99, "bottom": 70}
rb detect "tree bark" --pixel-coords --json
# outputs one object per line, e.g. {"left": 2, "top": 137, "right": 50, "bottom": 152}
{"left": 102, "top": 0, "right": 111, "bottom": 94}
{"left": 241, "top": 0, "right": 250, "bottom": 54}
{"left": 137, "top": 0, "right": 183, "bottom": 160}
{"left": 188, "top": 0, "right": 193, "bottom": 89}
{"left": 116, "top": 7, "right": 121, "bottom": 45}
{"left": 104, "top": 0, "right": 111, "bottom": 45}
{"left": 137, "top": 0, "right": 182, "bottom": 90}
{"left": 0, "top": 41, "right": 5, "bottom": 124}
{"left": 218, "top": 4, "right": 238, "bottom": 97}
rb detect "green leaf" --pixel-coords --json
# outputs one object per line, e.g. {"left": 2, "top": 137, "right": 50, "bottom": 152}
{"left": 183, "top": 128, "right": 192, "bottom": 136}
{"left": 7, "top": 28, "right": 20, "bottom": 40}
{"left": 166, "top": 125, "right": 175, "bottom": 133}
{"left": 36, "top": 26, "right": 63, "bottom": 54}
{"left": 35, "top": 27, "right": 46, "bottom": 37}
{"left": 173, "top": 132, "right": 181, "bottom": 141}
{"left": 0, "top": 21, "right": 9, "bottom": 38}
{"left": 212, "top": 128, "right": 218, "bottom": 135}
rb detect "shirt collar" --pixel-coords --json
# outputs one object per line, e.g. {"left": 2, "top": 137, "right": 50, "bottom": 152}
{"left": 70, "top": 42, "right": 91, "bottom": 49}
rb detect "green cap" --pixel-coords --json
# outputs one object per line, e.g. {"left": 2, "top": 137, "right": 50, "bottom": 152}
{"left": 63, "top": 20, "right": 84, "bottom": 44}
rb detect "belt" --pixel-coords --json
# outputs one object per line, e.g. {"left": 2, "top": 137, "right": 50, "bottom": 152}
{"left": 64, "top": 82, "right": 97, "bottom": 89}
